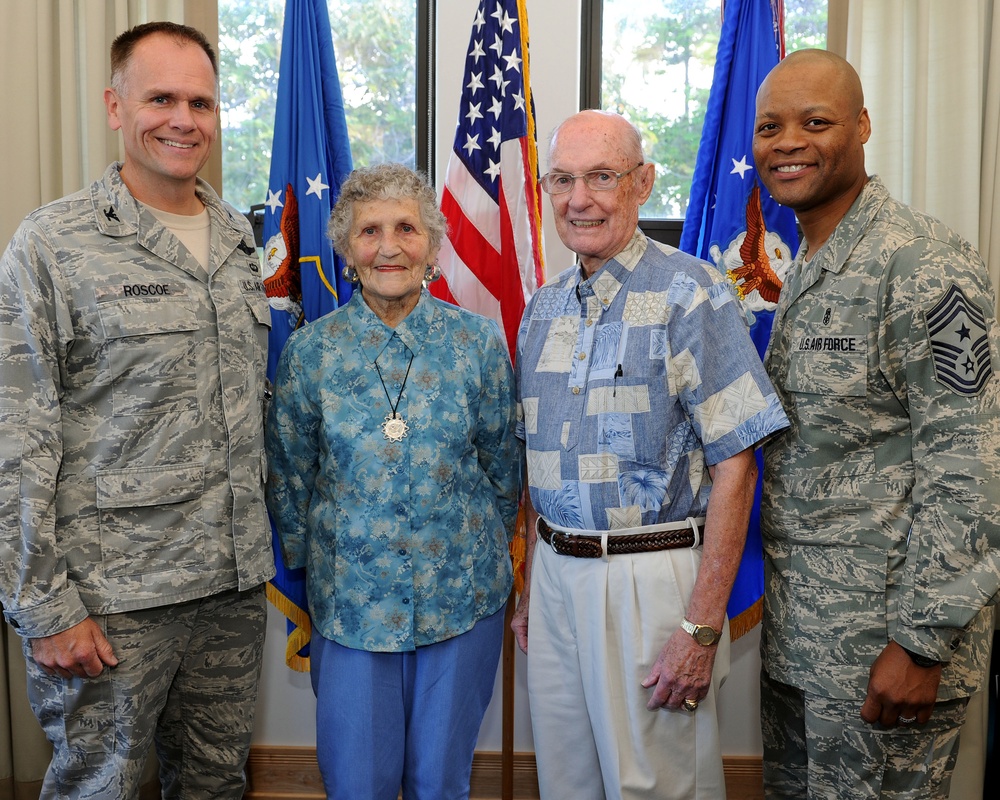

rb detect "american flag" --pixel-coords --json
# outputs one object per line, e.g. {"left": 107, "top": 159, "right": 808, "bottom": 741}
{"left": 431, "top": 0, "right": 545, "bottom": 357}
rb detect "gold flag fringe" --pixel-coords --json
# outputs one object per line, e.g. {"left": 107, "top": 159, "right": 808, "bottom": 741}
{"left": 266, "top": 582, "right": 312, "bottom": 672}
{"left": 509, "top": 503, "right": 527, "bottom": 598}
{"left": 728, "top": 595, "right": 762, "bottom": 641}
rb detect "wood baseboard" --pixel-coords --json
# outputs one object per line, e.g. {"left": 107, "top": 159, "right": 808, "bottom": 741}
{"left": 244, "top": 746, "right": 763, "bottom": 799}
{"left": 722, "top": 755, "right": 765, "bottom": 800}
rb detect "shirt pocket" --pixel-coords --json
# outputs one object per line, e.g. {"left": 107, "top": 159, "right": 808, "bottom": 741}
{"left": 786, "top": 542, "right": 888, "bottom": 668}
{"left": 244, "top": 292, "right": 271, "bottom": 399}
{"left": 98, "top": 299, "right": 201, "bottom": 416}
{"left": 96, "top": 462, "right": 205, "bottom": 578}
{"left": 786, "top": 342, "right": 874, "bottom": 476}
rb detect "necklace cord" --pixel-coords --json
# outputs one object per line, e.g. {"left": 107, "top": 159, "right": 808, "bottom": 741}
{"left": 374, "top": 354, "right": 414, "bottom": 418}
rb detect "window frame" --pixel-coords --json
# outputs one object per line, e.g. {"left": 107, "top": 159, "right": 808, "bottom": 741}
{"left": 243, "top": 0, "right": 436, "bottom": 244}
{"left": 416, "top": 0, "right": 436, "bottom": 182}
{"left": 579, "top": 0, "right": 687, "bottom": 248}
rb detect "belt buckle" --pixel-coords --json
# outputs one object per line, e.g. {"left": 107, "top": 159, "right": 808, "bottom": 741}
{"left": 551, "top": 530, "right": 601, "bottom": 558}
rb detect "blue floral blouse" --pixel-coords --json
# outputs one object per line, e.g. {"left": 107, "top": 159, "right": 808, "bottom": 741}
{"left": 265, "top": 289, "right": 520, "bottom": 652}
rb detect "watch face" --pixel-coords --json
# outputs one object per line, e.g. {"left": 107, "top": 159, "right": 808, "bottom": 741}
{"left": 695, "top": 626, "right": 718, "bottom": 646}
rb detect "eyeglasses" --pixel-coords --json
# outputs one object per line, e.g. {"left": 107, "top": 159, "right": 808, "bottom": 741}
{"left": 539, "top": 163, "right": 643, "bottom": 194}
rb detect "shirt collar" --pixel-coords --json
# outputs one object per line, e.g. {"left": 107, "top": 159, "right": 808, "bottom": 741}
{"left": 575, "top": 227, "right": 647, "bottom": 309}
{"left": 809, "top": 175, "right": 890, "bottom": 275}
{"left": 348, "top": 287, "right": 433, "bottom": 362}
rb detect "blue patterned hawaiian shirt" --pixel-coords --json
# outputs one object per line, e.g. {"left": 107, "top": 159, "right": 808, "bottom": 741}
{"left": 516, "top": 229, "right": 788, "bottom": 530}
{"left": 266, "top": 289, "right": 520, "bottom": 652}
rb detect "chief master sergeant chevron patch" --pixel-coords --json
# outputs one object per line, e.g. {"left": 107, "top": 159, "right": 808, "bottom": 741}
{"left": 925, "top": 283, "right": 994, "bottom": 396}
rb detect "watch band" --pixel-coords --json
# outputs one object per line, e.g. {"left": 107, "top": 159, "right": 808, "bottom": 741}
{"left": 900, "top": 645, "right": 941, "bottom": 669}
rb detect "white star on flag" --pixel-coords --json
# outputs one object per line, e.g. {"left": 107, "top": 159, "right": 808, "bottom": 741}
{"left": 466, "top": 71, "right": 484, "bottom": 94}
{"left": 498, "top": 10, "right": 516, "bottom": 34}
{"left": 469, "top": 40, "right": 485, "bottom": 62}
{"left": 466, "top": 102, "right": 484, "bottom": 124}
{"left": 491, "top": 2, "right": 516, "bottom": 34}
{"left": 265, "top": 188, "right": 283, "bottom": 213}
{"left": 730, "top": 155, "right": 753, "bottom": 179}
{"left": 463, "top": 132, "right": 481, "bottom": 155}
{"left": 305, "top": 172, "right": 329, "bottom": 198}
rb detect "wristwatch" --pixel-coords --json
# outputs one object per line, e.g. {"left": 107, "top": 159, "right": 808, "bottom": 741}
{"left": 681, "top": 618, "right": 722, "bottom": 646}
{"left": 900, "top": 645, "right": 941, "bottom": 669}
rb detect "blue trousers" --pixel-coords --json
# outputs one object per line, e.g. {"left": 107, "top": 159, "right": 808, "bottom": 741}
{"left": 310, "top": 604, "right": 506, "bottom": 800}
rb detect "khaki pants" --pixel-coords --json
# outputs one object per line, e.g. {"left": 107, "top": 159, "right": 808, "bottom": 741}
{"left": 526, "top": 538, "right": 729, "bottom": 800}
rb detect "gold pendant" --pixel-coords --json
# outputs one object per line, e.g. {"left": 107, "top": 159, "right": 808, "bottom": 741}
{"left": 381, "top": 412, "right": 409, "bottom": 442}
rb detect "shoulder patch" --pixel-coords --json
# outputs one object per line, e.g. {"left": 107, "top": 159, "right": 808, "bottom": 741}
{"left": 924, "top": 284, "right": 993, "bottom": 396}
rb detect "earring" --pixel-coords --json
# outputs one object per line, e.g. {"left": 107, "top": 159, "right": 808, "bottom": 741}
{"left": 424, "top": 262, "right": 442, "bottom": 282}
{"left": 342, "top": 265, "right": 359, "bottom": 283}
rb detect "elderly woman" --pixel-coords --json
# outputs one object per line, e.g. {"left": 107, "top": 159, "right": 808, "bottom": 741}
{"left": 265, "top": 163, "right": 520, "bottom": 800}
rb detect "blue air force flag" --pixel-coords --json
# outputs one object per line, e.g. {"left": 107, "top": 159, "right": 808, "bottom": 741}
{"left": 678, "top": 0, "right": 798, "bottom": 638}
{"left": 262, "top": 0, "right": 354, "bottom": 670}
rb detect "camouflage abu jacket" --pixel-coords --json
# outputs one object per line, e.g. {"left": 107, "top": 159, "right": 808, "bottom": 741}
{"left": 762, "top": 176, "right": 1000, "bottom": 701}
{"left": 0, "top": 163, "right": 275, "bottom": 638}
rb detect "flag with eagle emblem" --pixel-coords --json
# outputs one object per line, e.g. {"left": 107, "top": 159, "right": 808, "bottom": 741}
{"left": 261, "top": 0, "right": 354, "bottom": 670}
{"left": 679, "top": 0, "right": 798, "bottom": 639}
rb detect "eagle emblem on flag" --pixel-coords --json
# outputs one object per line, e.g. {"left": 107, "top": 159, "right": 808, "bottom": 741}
{"left": 263, "top": 183, "right": 303, "bottom": 320}
{"left": 711, "top": 183, "right": 793, "bottom": 323}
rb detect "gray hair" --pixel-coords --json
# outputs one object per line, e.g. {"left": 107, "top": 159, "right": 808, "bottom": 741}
{"left": 328, "top": 163, "right": 448, "bottom": 258}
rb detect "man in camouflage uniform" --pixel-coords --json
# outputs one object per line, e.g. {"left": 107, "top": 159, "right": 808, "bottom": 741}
{"left": 0, "top": 22, "right": 273, "bottom": 799}
{"left": 756, "top": 49, "right": 1000, "bottom": 799}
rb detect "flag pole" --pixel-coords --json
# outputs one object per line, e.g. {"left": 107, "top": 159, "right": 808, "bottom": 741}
{"left": 433, "top": 1, "right": 544, "bottom": 787}
{"left": 501, "top": 589, "right": 516, "bottom": 799}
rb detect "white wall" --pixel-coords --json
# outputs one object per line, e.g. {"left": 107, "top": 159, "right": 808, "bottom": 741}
{"left": 252, "top": 0, "right": 763, "bottom": 758}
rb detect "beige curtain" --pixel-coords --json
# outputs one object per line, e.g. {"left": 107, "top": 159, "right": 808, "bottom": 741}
{"left": 0, "top": 0, "right": 220, "bottom": 249}
{"left": 0, "top": 3, "right": 218, "bottom": 797}
{"left": 837, "top": 2, "right": 999, "bottom": 799}
{"left": 839, "top": 0, "right": 1000, "bottom": 316}
{"left": 980, "top": 1, "right": 1000, "bottom": 307}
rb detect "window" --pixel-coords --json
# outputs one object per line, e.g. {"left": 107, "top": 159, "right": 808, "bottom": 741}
{"left": 582, "top": 0, "right": 827, "bottom": 224}
{"left": 218, "top": 0, "right": 433, "bottom": 214}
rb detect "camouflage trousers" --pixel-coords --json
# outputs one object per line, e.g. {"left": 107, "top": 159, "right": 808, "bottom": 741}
{"left": 761, "top": 667, "right": 968, "bottom": 800}
{"left": 23, "top": 585, "right": 267, "bottom": 800}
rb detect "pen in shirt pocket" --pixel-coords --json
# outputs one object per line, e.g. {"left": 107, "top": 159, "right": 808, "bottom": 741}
{"left": 613, "top": 363, "right": 623, "bottom": 396}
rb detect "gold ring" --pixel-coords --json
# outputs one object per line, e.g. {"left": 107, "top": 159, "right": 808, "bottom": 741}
{"left": 683, "top": 698, "right": 699, "bottom": 711}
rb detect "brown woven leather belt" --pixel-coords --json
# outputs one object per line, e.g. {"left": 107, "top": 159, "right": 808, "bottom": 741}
{"left": 538, "top": 518, "right": 701, "bottom": 559}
